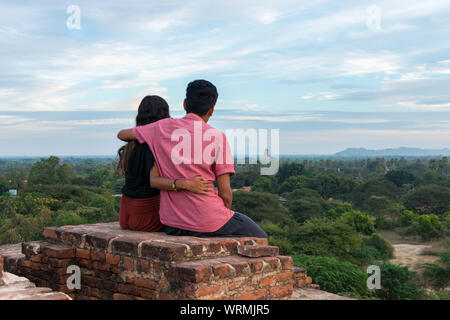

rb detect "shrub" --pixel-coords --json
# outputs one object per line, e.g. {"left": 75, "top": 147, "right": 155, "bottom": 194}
{"left": 375, "top": 263, "right": 424, "bottom": 300}
{"left": 340, "top": 209, "right": 375, "bottom": 235}
{"left": 293, "top": 254, "right": 368, "bottom": 296}
{"left": 352, "top": 234, "right": 394, "bottom": 264}
{"left": 422, "top": 250, "right": 450, "bottom": 289}
{"left": 293, "top": 218, "right": 362, "bottom": 262}
{"left": 398, "top": 210, "right": 417, "bottom": 227}
{"left": 407, "top": 214, "right": 444, "bottom": 241}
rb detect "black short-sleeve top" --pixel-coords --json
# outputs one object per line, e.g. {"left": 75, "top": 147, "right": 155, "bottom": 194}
{"left": 121, "top": 143, "right": 160, "bottom": 198}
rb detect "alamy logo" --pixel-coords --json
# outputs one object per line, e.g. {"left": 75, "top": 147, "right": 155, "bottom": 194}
{"left": 66, "top": 265, "right": 81, "bottom": 290}
{"left": 170, "top": 121, "right": 279, "bottom": 175}
{"left": 66, "top": 5, "right": 81, "bottom": 30}
{"left": 366, "top": 265, "right": 381, "bottom": 290}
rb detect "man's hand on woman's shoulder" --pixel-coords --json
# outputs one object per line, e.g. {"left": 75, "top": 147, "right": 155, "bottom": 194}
{"left": 117, "top": 128, "right": 136, "bottom": 141}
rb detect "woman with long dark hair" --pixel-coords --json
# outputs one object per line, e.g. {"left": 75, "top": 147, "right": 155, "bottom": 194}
{"left": 116, "top": 95, "right": 211, "bottom": 232}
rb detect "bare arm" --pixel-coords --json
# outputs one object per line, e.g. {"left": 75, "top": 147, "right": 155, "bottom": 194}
{"left": 216, "top": 173, "right": 232, "bottom": 209}
{"left": 117, "top": 128, "right": 136, "bottom": 142}
{"left": 149, "top": 164, "right": 212, "bottom": 195}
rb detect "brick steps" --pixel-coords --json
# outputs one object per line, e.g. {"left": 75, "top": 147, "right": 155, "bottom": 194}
{"left": 0, "top": 252, "right": 71, "bottom": 300}
{"left": 43, "top": 223, "right": 268, "bottom": 263}
{"left": 1, "top": 222, "right": 309, "bottom": 300}
{"left": 168, "top": 255, "right": 294, "bottom": 299}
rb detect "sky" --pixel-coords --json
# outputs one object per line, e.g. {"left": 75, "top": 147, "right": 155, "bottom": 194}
{"left": 0, "top": 0, "right": 449, "bottom": 156}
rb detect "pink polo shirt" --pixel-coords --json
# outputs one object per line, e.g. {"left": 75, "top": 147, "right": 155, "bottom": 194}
{"left": 133, "top": 113, "right": 235, "bottom": 232}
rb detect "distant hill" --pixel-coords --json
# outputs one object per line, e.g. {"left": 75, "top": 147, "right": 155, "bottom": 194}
{"left": 334, "top": 147, "right": 450, "bottom": 157}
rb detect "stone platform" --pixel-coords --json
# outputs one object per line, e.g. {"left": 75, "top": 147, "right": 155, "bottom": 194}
{"left": 0, "top": 222, "right": 320, "bottom": 300}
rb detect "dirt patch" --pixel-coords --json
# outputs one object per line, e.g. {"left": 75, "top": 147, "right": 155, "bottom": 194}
{"left": 390, "top": 244, "right": 438, "bottom": 271}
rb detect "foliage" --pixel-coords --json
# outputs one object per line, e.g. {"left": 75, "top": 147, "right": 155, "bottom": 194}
{"left": 397, "top": 210, "right": 418, "bottom": 227}
{"left": 404, "top": 185, "right": 450, "bottom": 215}
{"left": 422, "top": 250, "right": 450, "bottom": 289}
{"left": 28, "top": 156, "right": 74, "bottom": 185}
{"left": 340, "top": 209, "right": 375, "bottom": 235}
{"left": 351, "top": 234, "right": 394, "bottom": 264}
{"left": 385, "top": 170, "right": 416, "bottom": 187}
{"left": 293, "top": 218, "right": 362, "bottom": 262}
{"left": 276, "top": 162, "right": 304, "bottom": 184}
{"left": 251, "top": 177, "right": 276, "bottom": 193}
{"left": 407, "top": 214, "right": 445, "bottom": 241}
{"left": 374, "top": 263, "right": 424, "bottom": 300}
{"left": 231, "top": 191, "right": 296, "bottom": 226}
{"left": 293, "top": 255, "right": 368, "bottom": 296}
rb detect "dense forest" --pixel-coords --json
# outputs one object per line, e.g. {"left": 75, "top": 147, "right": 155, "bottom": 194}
{"left": 0, "top": 155, "right": 449, "bottom": 299}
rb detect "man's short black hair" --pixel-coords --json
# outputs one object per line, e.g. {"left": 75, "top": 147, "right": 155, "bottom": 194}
{"left": 185, "top": 80, "right": 218, "bottom": 116}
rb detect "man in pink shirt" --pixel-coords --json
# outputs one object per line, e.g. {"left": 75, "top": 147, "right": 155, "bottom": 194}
{"left": 118, "top": 80, "right": 267, "bottom": 238}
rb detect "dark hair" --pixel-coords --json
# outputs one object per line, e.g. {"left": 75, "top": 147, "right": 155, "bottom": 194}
{"left": 116, "top": 95, "right": 170, "bottom": 176}
{"left": 185, "top": 80, "right": 218, "bottom": 116}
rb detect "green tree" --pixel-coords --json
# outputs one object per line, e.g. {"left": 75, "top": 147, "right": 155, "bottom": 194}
{"left": 293, "top": 218, "right": 362, "bottom": 262}
{"left": 385, "top": 170, "right": 415, "bottom": 187}
{"left": 276, "top": 162, "right": 304, "bottom": 184}
{"left": 28, "top": 156, "right": 74, "bottom": 185}
{"left": 340, "top": 209, "right": 375, "bottom": 235}
{"left": 404, "top": 185, "right": 450, "bottom": 215}
{"left": 397, "top": 210, "right": 417, "bottom": 227}
{"left": 407, "top": 214, "right": 445, "bottom": 241}
{"left": 375, "top": 263, "right": 424, "bottom": 300}
{"left": 251, "top": 177, "right": 275, "bottom": 193}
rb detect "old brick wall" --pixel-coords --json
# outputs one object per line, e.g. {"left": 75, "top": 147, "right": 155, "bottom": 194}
{"left": 3, "top": 222, "right": 314, "bottom": 300}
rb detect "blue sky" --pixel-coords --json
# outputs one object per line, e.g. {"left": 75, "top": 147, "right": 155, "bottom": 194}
{"left": 0, "top": 0, "right": 449, "bottom": 156}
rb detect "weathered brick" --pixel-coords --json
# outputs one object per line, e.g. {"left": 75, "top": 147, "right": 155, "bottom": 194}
{"left": 76, "top": 248, "right": 90, "bottom": 260}
{"left": 106, "top": 253, "right": 120, "bottom": 265}
{"left": 269, "top": 283, "right": 293, "bottom": 298}
{"left": 138, "top": 258, "right": 151, "bottom": 272}
{"left": 141, "top": 241, "right": 187, "bottom": 261}
{"left": 91, "top": 251, "right": 106, "bottom": 262}
{"left": 85, "top": 232, "right": 115, "bottom": 250}
{"left": 248, "top": 260, "right": 263, "bottom": 274}
{"left": 22, "top": 241, "right": 43, "bottom": 258}
{"left": 118, "top": 283, "right": 141, "bottom": 296}
{"left": 293, "top": 267, "right": 307, "bottom": 280}
{"left": 43, "top": 244, "right": 75, "bottom": 259}
{"left": 213, "top": 264, "right": 232, "bottom": 279}
{"left": 262, "top": 257, "right": 280, "bottom": 271}
{"left": 60, "top": 229, "right": 87, "bottom": 248}
{"left": 113, "top": 293, "right": 135, "bottom": 300}
{"left": 140, "top": 288, "right": 156, "bottom": 299}
{"left": 47, "top": 258, "right": 73, "bottom": 268}
{"left": 30, "top": 255, "right": 42, "bottom": 263}
{"left": 193, "top": 285, "right": 221, "bottom": 298}
{"left": 42, "top": 227, "right": 60, "bottom": 241}
{"left": 237, "top": 288, "right": 266, "bottom": 300}
{"left": 260, "top": 276, "right": 274, "bottom": 287}
{"left": 122, "top": 256, "right": 135, "bottom": 271}
{"left": 170, "top": 264, "right": 212, "bottom": 283}
{"left": 278, "top": 256, "right": 293, "bottom": 270}
{"left": 237, "top": 245, "right": 279, "bottom": 258}
{"left": 159, "top": 292, "right": 174, "bottom": 300}
{"left": 276, "top": 271, "right": 293, "bottom": 282}
{"left": 111, "top": 237, "right": 141, "bottom": 256}
{"left": 128, "top": 277, "right": 157, "bottom": 290}
{"left": 92, "top": 261, "right": 110, "bottom": 272}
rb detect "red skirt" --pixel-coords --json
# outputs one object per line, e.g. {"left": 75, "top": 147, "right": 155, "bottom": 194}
{"left": 119, "top": 194, "right": 164, "bottom": 232}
